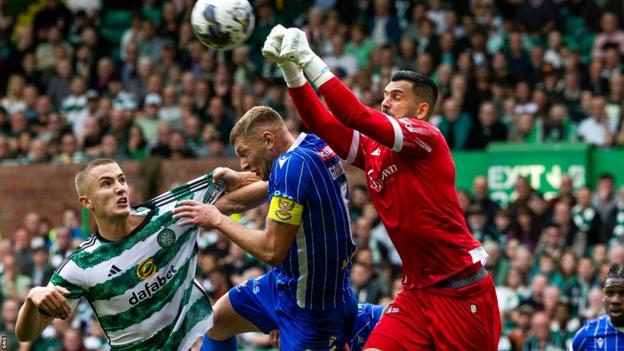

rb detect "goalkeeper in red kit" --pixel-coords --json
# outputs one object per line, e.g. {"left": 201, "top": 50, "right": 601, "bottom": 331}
{"left": 262, "top": 25, "right": 501, "bottom": 350}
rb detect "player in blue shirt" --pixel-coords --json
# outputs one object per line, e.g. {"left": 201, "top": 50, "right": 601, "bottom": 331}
{"left": 172, "top": 106, "right": 357, "bottom": 350}
{"left": 571, "top": 263, "right": 624, "bottom": 350}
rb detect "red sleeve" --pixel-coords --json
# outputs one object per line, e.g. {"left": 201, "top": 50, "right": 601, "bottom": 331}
{"left": 318, "top": 77, "right": 440, "bottom": 156}
{"left": 288, "top": 82, "right": 365, "bottom": 168}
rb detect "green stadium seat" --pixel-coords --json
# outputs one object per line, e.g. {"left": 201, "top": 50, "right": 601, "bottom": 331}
{"left": 563, "top": 16, "right": 587, "bottom": 36}
{"left": 100, "top": 9, "right": 133, "bottom": 44}
{"left": 142, "top": 8, "right": 162, "bottom": 25}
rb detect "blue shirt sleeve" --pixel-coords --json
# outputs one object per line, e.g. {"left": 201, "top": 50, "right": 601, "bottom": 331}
{"left": 571, "top": 324, "right": 589, "bottom": 351}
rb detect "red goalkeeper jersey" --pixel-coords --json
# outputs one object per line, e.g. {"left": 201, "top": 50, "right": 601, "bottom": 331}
{"left": 289, "top": 78, "right": 487, "bottom": 289}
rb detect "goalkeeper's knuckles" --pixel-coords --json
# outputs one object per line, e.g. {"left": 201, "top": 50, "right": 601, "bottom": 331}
{"left": 262, "top": 25, "right": 306, "bottom": 88}
{"left": 261, "top": 24, "right": 286, "bottom": 64}
{"left": 279, "top": 28, "right": 334, "bottom": 88}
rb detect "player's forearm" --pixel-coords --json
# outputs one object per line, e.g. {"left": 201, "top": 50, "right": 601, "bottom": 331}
{"left": 319, "top": 77, "right": 397, "bottom": 149}
{"left": 233, "top": 171, "right": 263, "bottom": 190}
{"left": 215, "top": 181, "right": 268, "bottom": 215}
{"left": 16, "top": 298, "right": 53, "bottom": 341}
{"left": 288, "top": 83, "right": 355, "bottom": 160}
{"left": 213, "top": 215, "right": 277, "bottom": 265}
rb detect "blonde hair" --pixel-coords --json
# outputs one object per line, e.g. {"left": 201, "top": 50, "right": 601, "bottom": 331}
{"left": 229, "top": 106, "right": 284, "bottom": 146}
{"left": 74, "top": 158, "right": 117, "bottom": 196}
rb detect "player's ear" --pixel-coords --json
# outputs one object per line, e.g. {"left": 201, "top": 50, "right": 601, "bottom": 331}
{"left": 79, "top": 195, "right": 93, "bottom": 209}
{"left": 415, "top": 102, "right": 430, "bottom": 120}
{"left": 261, "top": 131, "right": 274, "bottom": 149}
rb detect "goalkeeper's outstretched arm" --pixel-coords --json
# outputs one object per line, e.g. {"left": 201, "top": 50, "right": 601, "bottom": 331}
{"left": 278, "top": 28, "right": 401, "bottom": 152}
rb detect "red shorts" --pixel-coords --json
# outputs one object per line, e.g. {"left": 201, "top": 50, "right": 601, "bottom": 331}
{"left": 364, "top": 272, "right": 501, "bottom": 351}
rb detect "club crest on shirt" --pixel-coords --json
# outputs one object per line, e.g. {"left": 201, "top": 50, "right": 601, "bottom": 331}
{"left": 317, "top": 145, "right": 336, "bottom": 161}
{"left": 596, "top": 337, "right": 604, "bottom": 348}
{"left": 157, "top": 229, "right": 176, "bottom": 248}
{"left": 274, "top": 198, "right": 296, "bottom": 221}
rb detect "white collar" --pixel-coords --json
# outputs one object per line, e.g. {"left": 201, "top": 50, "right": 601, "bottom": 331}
{"left": 287, "top": 132, "right": 307, "bottom": 152}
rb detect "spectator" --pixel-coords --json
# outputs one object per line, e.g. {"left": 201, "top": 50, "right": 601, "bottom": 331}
{"left": 32, "top": 0, "right": 73, "bottom": 42}
{"left": 137, "top": 19, "right": 165, "bottom": 63}
{"left": 564, "top": 257, "right": 599, "bottom": 317}
{"left": 125, "top": 124, "right": 149, "bottom": 160}
{"left": 53, "top": 133, "right": 87, "bottom": 164}
{"left": 468, "top": 100, "right": 508, "bottom": 149}
{"left": 30, "top": 246, "right": 54, "bottom": 287}
{"left": 507, "top": 304, "right": 533, "bottom": 351}
{"left": 62, "top": 328, "right": 87, "bottom": 351}
{"left": 578, "top": 95, "right": 616, "bottom": 147}
{"left": 572, "top": 187, "right": 603, "bottom": 244}
{"left": 0, "top": 299, "right": 20, "bottom": 351}
{"left": 60, "top": 207, "right": 84, "bottom": 241}
{"left": 325, "top": 33, "right": 358, "bottom": 77}
{"left": 544, "top": 103, "right": 577, "bottom": 142}
{"left": 467, "top": 203, "right": 502, "bottom": 244}
{"left": 166, "top": 130, "right": 195, "bottom": 159}
{"left": 1, "top": 74, "right": 26, "bottom": 115}
{"left": 350, "top": 261, "right": 382, "bottom": 304}
{"left": 12, "top": 227, "right": 33, "bottom": 275}
{"left": 346, "top": 23, "right": 375, "bottom": 70}
{"left": 436, "top": 97, "right": 473, "bottom": 150}
{"left": 366, "top": 0, "right": 401, "bottom": 47}
{"left": 592, "top": 12, "right": 624, "bottom": 60}
{"left": 35, "top": 25, "right": 73, "bottom": 73}
{"left": 606, "top": 187, "right": 624, "bottom": 245}
{"left": 521, "top": 311, "right": 565, "bottom": 350}
{"left": 593, "top": 173, "right": 618, "bottom": 230}
{"left": 49, "top": 226, "right": 73, "bottom": 268}
{"left": 0, "top": 253, "right": 32, "bottom": 302}
{"left": 135, "top": 93, "right": 163, "bottom": 145}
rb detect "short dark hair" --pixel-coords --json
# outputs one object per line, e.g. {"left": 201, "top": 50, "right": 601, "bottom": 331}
{"left": 599, "top": 173, "right": 615, "bottom": 182}
{"left": 390, "top": 71, "right": 438, "bottom": 117}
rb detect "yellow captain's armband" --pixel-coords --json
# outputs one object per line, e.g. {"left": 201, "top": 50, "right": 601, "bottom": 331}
{"left": 268, "top": 196, "right": 303, "bottom": 225}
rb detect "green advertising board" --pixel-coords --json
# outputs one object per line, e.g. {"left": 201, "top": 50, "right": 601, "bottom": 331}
{"left": 485, "top": 143, "right": 590, "bottom": 205}
{"left": 451, "top": 143, "right": 621, "bottom": 206}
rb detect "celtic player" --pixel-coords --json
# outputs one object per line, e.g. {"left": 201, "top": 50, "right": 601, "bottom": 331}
{"left": 15, "top": 158, "right": 239, "bottom": 350}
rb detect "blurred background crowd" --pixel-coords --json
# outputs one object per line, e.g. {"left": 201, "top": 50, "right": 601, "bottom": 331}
{"left": 2, "top": 0, "right": 624, "bottom": 350}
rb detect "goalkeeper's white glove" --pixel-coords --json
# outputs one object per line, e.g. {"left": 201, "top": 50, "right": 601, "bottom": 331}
{"left": 279, "top": 28, "right": 334, "bottom": 87}
{"left": 262, "top": 25, "right": 306, "bottom": 88}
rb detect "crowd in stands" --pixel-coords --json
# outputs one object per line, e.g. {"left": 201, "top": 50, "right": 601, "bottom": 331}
{"left": 3, "top": 0, "right": 624, "bottom": 349}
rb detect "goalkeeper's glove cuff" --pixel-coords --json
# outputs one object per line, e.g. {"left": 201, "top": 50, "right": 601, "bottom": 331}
{"left": 279, "top": 61, "right": 306, "bottom": 88}
{"left": 304, "top": 55, "right": 334, "bottom": 88}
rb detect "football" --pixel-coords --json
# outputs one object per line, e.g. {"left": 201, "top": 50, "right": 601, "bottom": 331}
{"left": 191, "top": 0, "right": 255, "bottom": 51}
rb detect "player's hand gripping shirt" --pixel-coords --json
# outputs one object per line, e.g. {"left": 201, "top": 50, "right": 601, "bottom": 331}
{"left": 267, "top": 133, "right": 356, "bottom": 310}
{"left": 289, "top": 79, "right": 486, "bottom": 289}
{"left": 50, "top": 174, "right": 224, "bottom": 351}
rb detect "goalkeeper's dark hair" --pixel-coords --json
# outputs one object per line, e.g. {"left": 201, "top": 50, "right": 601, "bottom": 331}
{"left": 75, "top": 158, "right": 118, "bottom": 196}
{"left": 391, "top": 71, "right": 438, "bottom": 117}
{"left": 607, "top": 263, "right": 624, "bottom": 282}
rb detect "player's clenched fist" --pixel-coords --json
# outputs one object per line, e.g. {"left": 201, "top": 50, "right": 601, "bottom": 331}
{"left": 261, "top": 24, "right": 287, "bottom": 64}
{"left": 28, "top": 286, "right": 72, "bottom": 319}
{"left": 279, "top": 28, "right": 314, "bottom": 67}
{"left": 262, "top": 25, "right": 306, "bottom": 88}
{"left": 280, "top": 28, "right": 334, "bottom": 87}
